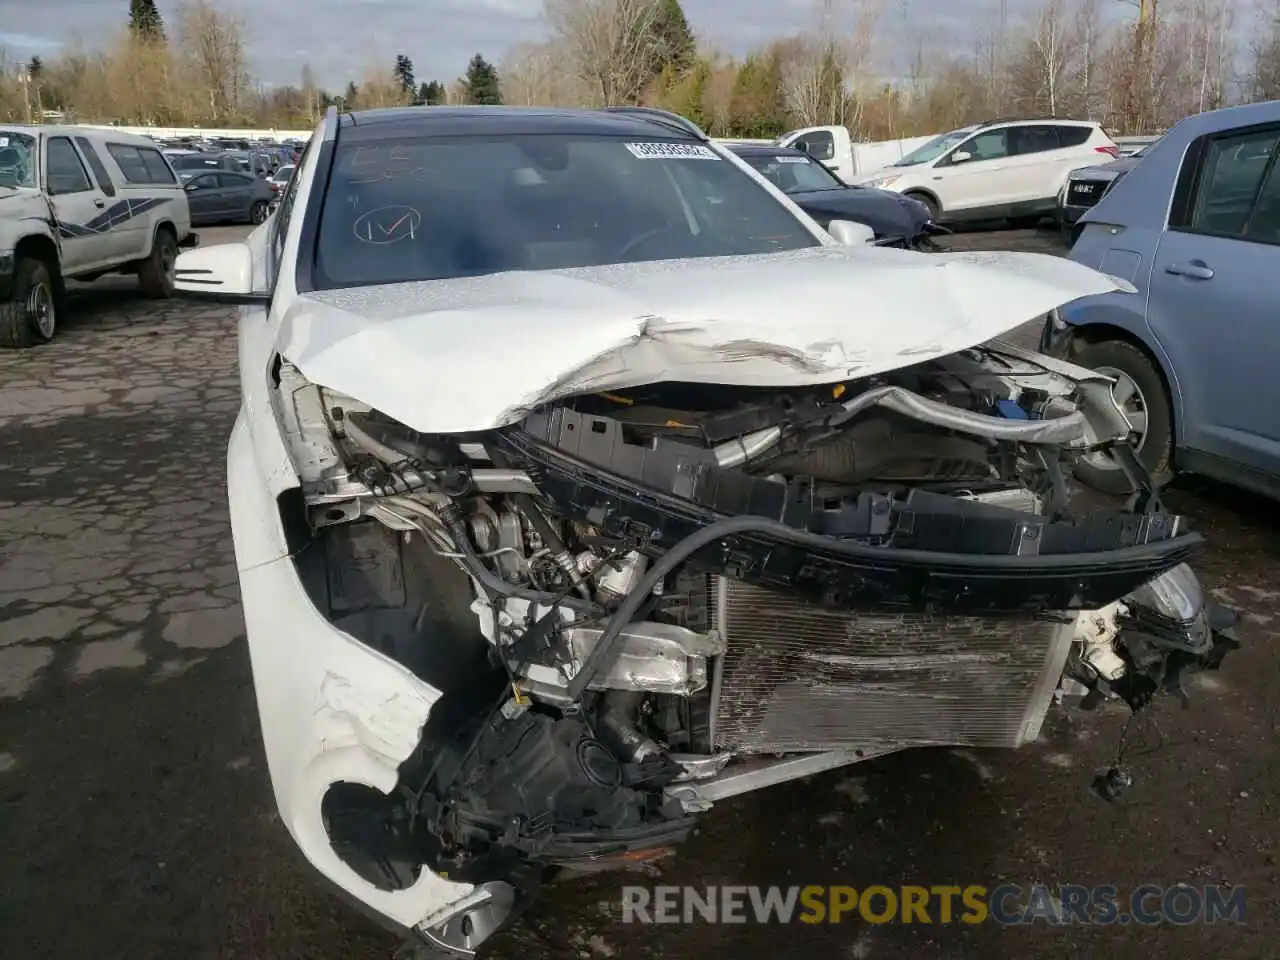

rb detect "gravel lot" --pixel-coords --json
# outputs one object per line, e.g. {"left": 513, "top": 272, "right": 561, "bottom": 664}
{"left": 1, "top": 224, "right": 1275, "bottom": 960}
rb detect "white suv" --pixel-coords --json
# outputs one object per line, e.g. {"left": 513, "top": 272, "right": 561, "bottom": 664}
{"left": 0, "top": 125, "right": 194, "bottom": 347}
{"left": 851, "top": 119, "right": 1119, "bottom": 226}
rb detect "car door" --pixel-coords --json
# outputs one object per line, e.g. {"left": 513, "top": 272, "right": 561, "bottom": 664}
{"left": 1146, "top": 123, "right": 1280, "bottom": 475}
{"left": 184, "top": 173, "right": 224, "bottom": 224}
{"left": 931, "top": 127, "right": 1012, "bottom": 215}
{"left": 43, "top": 134, "right": 112, "bottom": 273}
{"left": 218, "top": 173, "right": 253, "bottom": 221}
{"left": 1003, "top": 125, "right": 1065, "bottom": 204}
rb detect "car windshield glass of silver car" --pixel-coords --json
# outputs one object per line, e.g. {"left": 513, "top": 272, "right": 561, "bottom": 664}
{"left": 890, "top": 126, "right": 980, "bottom": 167}
{"left": 313, "top": 135, "right": 821, "bottom": 289}
{"left": 743, "top": 154, "right": 844, "bottom": 193}
{"left": 0, "top": 131, "right": 37, "bottom": 188}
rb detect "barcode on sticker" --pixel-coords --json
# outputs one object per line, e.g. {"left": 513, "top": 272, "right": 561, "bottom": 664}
{"left": 625, "top": 142, "right": 719, "bottom": 160}
{"left": 0, "top": 137, "right": 9, "bottom": 148}
{"left": 774, "top": 156, "right": 810, "bottom": 163}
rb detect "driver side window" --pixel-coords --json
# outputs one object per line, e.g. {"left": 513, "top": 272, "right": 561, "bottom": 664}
{"left": 950, "top": 129, "right": 1010, "bottom": 164}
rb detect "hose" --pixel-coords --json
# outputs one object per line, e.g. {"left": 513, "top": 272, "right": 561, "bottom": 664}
{"left": 438, "top": 505, "right": 602, "bottom": 615}
{"left": 566, "top": 513, "right": 816, "bottom": 700}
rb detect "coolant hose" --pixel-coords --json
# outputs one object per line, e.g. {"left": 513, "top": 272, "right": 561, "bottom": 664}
{"left": 438, "top": 506, "right": 602, "bottom": 614}
{"left": 566, "top": 514, "right": 806, "bottom": 700}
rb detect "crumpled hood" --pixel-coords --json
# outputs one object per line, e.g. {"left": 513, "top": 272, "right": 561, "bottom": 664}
{"left": 278, "top": 245, "right": 1134, "bottom": 435}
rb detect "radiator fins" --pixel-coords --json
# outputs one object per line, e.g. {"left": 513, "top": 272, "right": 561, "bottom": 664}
{"left": 709, "top": 576, "right": 1072, "bottom": 754}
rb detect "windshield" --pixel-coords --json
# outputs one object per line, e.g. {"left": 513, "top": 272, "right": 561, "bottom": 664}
{"left": 313, "top": 134, "right": 821, "bottom": 290}
{"left": 0, "top": 131, "right": 37, "bottom": 188}
{"left": 274, "top": 165, "right": 294, "bottom": 181}
{"left": 891, "top": 126, "right": 980, "bottom": 167}
{"left": 741, "top": 153, "right": 844, "bottom": 193}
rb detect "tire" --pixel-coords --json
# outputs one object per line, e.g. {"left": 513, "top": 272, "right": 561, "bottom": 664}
{"left": 138, "top": 227, "right": 178, "bottom": 299}
{"left": 0, "top": 256, "right": 59, "bottom": 348}
{"left": 903, "top": 190, "right": 939, "bottom": 222}
{"left": 1070, "top": 339, "right": 1174, "bottom": 495}
{"left": 249, "top": 200, "right": 269, "bottom": 225}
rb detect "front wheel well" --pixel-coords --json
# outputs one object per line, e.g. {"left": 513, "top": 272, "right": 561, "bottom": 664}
{"left": 1067, "top": 322, "right": 1178, "bottom": 455}
{"left": 902, "top": 187, "right": 941, "bottom": 211}
{"left": 151, "top": 220, "right": 177, "bottom": 248}
{"left": 13, "top": 234, "right": 66, "bottom": 300}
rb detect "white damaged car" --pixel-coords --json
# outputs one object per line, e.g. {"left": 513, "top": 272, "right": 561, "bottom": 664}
{"left": 175, "top": 106, "right": 1236, "bottom": 957}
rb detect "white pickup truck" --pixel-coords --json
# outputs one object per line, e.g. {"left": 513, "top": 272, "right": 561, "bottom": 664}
{"left": 776, "top": 125, "right": 937, "bottom": 183}
{"left": 0, "top": 124, "right": 195, "bottom": 347}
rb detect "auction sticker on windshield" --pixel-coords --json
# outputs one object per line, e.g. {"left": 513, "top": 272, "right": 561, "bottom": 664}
{"left": 625, "top": 142, "right": 719, "bottom": 160}
{"left": 774, "top": 156, "right": 810, "bottom": 163}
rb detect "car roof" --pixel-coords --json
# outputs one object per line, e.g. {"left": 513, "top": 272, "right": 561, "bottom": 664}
{"left": 0, "top": 124, "right": 163, "bottom": 147}
{"left": 336, "top": 105, "right": 705, "bottom": 143}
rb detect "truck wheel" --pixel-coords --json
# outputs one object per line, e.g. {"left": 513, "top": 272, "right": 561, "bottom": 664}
{"left": 0, "top": 257, "right": 58, "bottom": 348}
{"left": 138, "top": 227, "right": 178, "bottom": 299}
{"left": 1071, "top": 339, "right": 1174, "bottom": 495}
{"left": 904, "top": 191, "right": 939, "bottom": 221}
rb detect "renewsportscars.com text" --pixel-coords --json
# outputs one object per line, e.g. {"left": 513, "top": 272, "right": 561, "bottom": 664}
{"left": 620, "top": 884, "right": 1246, "bottom": 926}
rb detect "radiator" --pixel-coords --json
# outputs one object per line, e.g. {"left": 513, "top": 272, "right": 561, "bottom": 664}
{"left": 708, "top": 576, "right": 1075, "bottom": 754}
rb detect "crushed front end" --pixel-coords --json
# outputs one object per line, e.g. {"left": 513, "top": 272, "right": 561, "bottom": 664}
{"left": 248, "top": 338, "right": 1235, "bottom": 955}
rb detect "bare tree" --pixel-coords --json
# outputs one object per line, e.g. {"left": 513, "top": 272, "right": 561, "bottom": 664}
{"left": 546, "top": 0, "right": 663, "bottom": 106}
{"left": 176, "top": 0, "right": 249, "bottom": 122}
{"left": 1250, "top": 0, "right": 1280, "bottom": 100}
{"left": 500, "top": 40, "right": 578, "bottom": 105}
{"left": 1007, "top": 0, "right": 1077, "bottom": 117}
{"left": 780, "top": 0, "right": 882, "bottom": 129}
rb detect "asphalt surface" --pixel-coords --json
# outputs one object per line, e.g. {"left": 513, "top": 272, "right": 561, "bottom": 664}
{"left": 1, "top": 225, "right": 1276, "bottom": 960}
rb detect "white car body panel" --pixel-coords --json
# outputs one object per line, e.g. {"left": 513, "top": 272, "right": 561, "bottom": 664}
{"left": 202, "top": 112, "right": 1143, "bottom": 941}
{"left": 278, "top": 246, "right": 1132, "bottom": 435}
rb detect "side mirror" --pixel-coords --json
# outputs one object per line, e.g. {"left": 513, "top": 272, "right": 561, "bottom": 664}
{"left": 174, "top": 242, "right": 267, "bottom": 304}
{"left": 827, "top": 219, "right": 876, "bottom": 245}
{"left": 950, "top": 150, "right": 973, "bottom": 164}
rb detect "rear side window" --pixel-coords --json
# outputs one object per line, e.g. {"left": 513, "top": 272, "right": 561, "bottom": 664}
{"left": 1057, "top": 126, "right": 1093, "bottom": 148}
{"left": 1010, "top": 126, "right": 1061, "bottom": 155}
{"left": 1172, "top": 126, "right": 1280, "bottom": 239}
{"left": 107, "top": 143, "right": 177, "bottom": 185}
{"left": 139, "top": 147, "right": 177, "bottom": 184}
{"left": 74, "top": 137, "right": 117, "bottom": 196}
{"left": 217, "top": 173, "right": 252, "bottom": 188}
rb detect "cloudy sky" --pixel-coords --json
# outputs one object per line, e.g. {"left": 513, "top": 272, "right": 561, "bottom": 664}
{"left": 0, "top": 0, "right": 1118, "bottom": 89}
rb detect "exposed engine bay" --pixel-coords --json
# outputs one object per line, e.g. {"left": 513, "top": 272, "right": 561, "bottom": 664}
{"left": 270, "top": 337, "right": 1236, "bottom": 942}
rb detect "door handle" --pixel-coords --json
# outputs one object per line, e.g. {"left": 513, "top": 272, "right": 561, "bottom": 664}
{"left": 93, "top": 198, "right": 105, "bottom": 208}
{"left": 1165, "top": 261, "right": 1214, "bottom": 280}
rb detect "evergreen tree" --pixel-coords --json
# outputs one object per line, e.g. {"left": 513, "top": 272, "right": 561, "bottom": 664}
{"left": 462, "top": 54, "right": 502, "bottom": 105}
{"left": 27, "top": 55, "right": 43, "bottom": 77}
{"left": 394, "top": 55, "right": 416, "bottom": 97}
{"left": 129, "top": 0, "right": 165, "bottom": 41}
{"left": 341, "top": 81, "right": 359, "bottom": 109}
{"left": 418, "top": 80, "right": 446, "bottom": 105}
{"left": 653, "top": 0, "right": 696, "bottom": 75}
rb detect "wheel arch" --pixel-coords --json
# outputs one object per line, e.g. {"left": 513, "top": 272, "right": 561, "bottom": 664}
{"left": 14, "top": 233, "right": 66, "bottom": 300}
{"left": 901, "top": 187, "right": 941, "bottom": 214}
{"left": 1067, "top": 321, "right": 1182, "bottom": 453}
